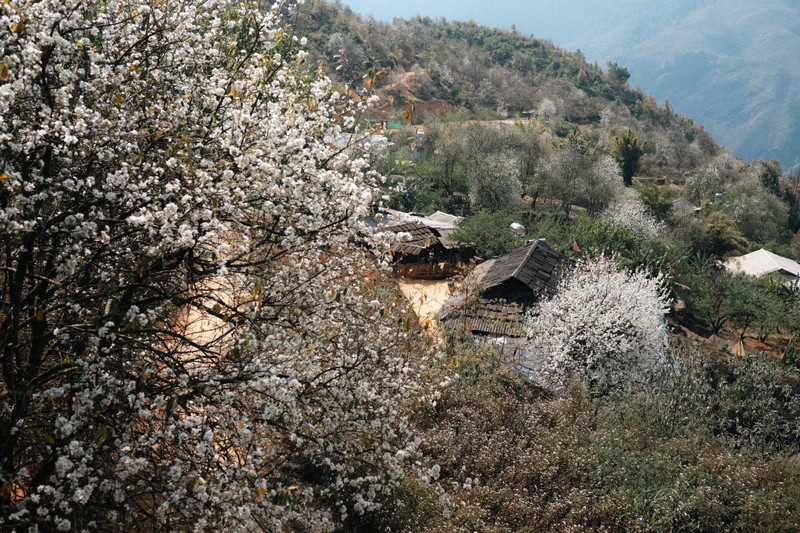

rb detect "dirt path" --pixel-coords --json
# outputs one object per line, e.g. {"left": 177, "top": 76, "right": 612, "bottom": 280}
{"left": 397, "top": 279, "right": 451, "bottom": 330}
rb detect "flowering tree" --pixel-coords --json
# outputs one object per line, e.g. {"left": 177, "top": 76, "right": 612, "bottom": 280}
{"left": 684, "top": 165, "right": 723, "bottom": 205}
{"left": 0, "top": 1, "right": 433, "bottom": 530}
{"left": 723, "top": 179, "right": 789, "bottom": 243}
{"left": 540, "top": 132, "right": 621, "bottom": 216}
{"left": 604, "top": 191, "right": 664, "bottom": 243}
{"left": 468, "top": 151, "right": 523, "bottom": 211}
{"left": 577, "top": 154, "right": 623, "bottom": 215}
{"left": 524, "top": 258, "right": 670, "bottom": 394}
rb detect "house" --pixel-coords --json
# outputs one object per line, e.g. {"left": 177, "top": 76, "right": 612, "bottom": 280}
{"left": 438, "top": 239, "right": 569, "bottom": 340}
{"left": 724, "top": 248, "right": 800, "bottom": 285}
{"left": 372, "top": 210, "right": 474, "bottom": 279}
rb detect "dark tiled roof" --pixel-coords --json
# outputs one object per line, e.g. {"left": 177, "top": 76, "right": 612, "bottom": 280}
{"left": 439, "top": 240, "right": 569, "bottom": 338}
{"left": 440, "top": 298, "right": 526, "bottom": 337}
{"left": 382, "top": 221, "right": 464, "bottom": 254}
{"left": 469, "top": 239, "right": 566, "bottom": 294}
{"left": 382, "top": 221, "right": 441, "bottom": 255}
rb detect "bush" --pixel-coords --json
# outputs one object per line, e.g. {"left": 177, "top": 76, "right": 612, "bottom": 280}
{"left": 646, "top": 351, "right": 800, "bottom": 453}
{"left": 411, "top": 364, "right": 800, "bottom": 532}
{"left": 571, "top": 214, "right": 642, "bottom": 259}
{"left": 449, "top": 209, "right": 527, "bottom": 258}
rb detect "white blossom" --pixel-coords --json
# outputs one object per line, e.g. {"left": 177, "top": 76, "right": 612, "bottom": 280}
{"left": 0, "top": 0, "right": 435, "bottom": 530}
{"left": 524, "top": 257, "right": 670, "bottom": 394}
{"left": 468, "top": 151, "right": 524, "bottom": 210}
{"left": 604, "top": 190, "right": 664, "bottom": 242}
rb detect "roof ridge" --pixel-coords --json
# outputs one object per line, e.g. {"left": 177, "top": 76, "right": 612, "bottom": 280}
{"left": 512, "top": 240, "right": 538, "bottom": 280}
{"left": 726, "top": 248, "right": 800, "bottom": 278}
{"left": 765, "top": 250, "right": 783, "bottom": 269}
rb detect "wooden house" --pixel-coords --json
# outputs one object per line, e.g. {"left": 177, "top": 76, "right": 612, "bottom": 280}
{"left": 382, "top": 220, "right": 474, "bottom": 279}
{"left": 439, "top": 239, "right": 569, "bottom": 339}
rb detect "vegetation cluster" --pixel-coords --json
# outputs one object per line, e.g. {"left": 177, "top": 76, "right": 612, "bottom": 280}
{"left": 303, "top": 4, "right": 800, "bottom": 348}
{"left": 297, "top": 4, "right": 800, "bottom": 530}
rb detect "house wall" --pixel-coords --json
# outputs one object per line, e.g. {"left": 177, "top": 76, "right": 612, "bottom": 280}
{"left": 484, "top": 278, "right": 538, "bottom": 306}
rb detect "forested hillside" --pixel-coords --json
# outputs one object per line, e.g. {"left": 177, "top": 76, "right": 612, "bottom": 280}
{"left": 340, "top": 0, "right": 800, "bottom": 173}
{"left": 298, "top": 2, "right": 800, "bottom": 264}
{"left": 302, "top": 0, "right": 709, "bottom": 171}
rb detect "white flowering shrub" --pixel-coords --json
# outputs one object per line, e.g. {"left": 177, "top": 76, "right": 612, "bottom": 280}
{"left": 684, "top": 166, "right": 722, "bottom": 205}
{"left": 724, "top": 179, "right": 789, "bottom": 243}
{"left": 578, "top": 154, "right": 623, "bottom": 215}
{"left": 524, "top": 258, "right": 670, "bottom": 394}
{"left": 468, "top": 151, "right": 523, "bottom": 211}
{"left": 0, "top": 1, "right": 434, "bottom": 530}
{"left": 604, "top": 191, "right": 664, "bottom": 243}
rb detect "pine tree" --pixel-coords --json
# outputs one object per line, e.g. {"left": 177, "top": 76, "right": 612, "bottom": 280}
{"left": 611, "top": 129, "right": 647, "bottom": 187}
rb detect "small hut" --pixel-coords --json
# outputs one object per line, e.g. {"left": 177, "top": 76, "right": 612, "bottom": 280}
{"left": 439, "top": 239, "right": 569, "bottom": 341}
{"left": 368, "top": 210, "right": 474, "bottom": 279}
{"left": 382, "top": 220, "right": 473, "bottom": 279}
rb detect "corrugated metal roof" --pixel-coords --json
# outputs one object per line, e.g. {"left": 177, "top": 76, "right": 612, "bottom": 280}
{"left": 423, "top": 211, "right": 462, "bottom": 228}
{"left": 378, "top": 209, "right": 462, "bottom": 229}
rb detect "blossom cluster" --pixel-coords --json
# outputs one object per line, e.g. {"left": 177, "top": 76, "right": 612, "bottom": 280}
{"left": 0, "top": 0, "right": 433, "bottom": 529}
{"left": 524, "top": 258, "right": 670, "bottom": 394}
{"left": 604, "top": 191, "right": 664, "bottom": 243}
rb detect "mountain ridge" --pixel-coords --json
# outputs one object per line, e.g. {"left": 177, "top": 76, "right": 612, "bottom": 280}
{"left": 342, "top": 0, "right": 800, "bottom": 171}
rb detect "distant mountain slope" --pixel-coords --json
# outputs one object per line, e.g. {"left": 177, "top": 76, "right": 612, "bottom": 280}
{"left": 625, "top": 1, "right": 800, "bottom": 167}
{"left": 521, "top": 0, "right": 800, "bottom": 170}
{"left": 596, "top": 1, "right": 800, "bottom": 170}
{"left": 342, "top": 0, "right": 800, "bottom": 171}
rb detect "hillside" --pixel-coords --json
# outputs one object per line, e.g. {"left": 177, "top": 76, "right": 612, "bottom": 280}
{"left": 600, "top": 1, "right": 800, "bottom": 171}
{"left": 299, "top": 1, "right": 800, "bottom": 336}
{"left": 340, "top": 0, "right": 800, "bottom": 172}
{"left": 301, "top": 0, "right": 722, "bottom": 182}
{"left": 307, "top": 5, "right": 789, "bottom": 197}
